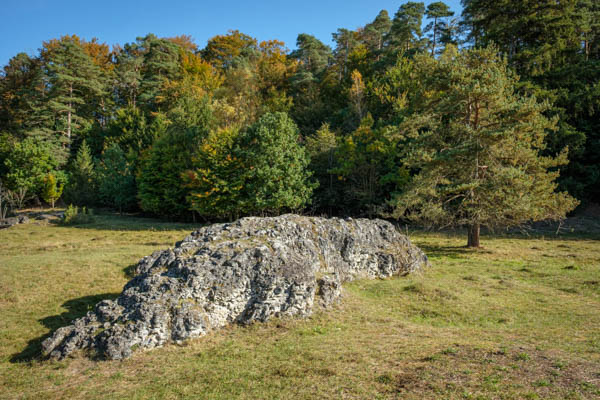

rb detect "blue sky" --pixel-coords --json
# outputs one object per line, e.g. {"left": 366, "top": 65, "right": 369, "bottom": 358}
{"left": 1, "top": 0, "right": 462, "bottom": 67}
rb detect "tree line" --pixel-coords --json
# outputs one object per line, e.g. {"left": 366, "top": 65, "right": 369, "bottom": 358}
{"left": 1, "top": 0, "right": 597, "bottom": 245}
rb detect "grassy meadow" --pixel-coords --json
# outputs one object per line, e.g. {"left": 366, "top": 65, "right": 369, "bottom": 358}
{"left": 0, "top": 212, "right": 599, "bottom": 399}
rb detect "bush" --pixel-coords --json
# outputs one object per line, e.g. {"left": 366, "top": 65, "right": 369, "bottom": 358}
{"left": 61, "top": 205, "right": 95, "bottom": 225}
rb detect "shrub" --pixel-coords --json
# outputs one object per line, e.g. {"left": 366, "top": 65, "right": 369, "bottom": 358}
{"left": 62, "top": 205, "right": 95, "bottom": 225}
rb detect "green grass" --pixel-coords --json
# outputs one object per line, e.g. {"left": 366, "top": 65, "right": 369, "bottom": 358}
{"left": 1, "top": 212, "right": 599, "bottom": 399}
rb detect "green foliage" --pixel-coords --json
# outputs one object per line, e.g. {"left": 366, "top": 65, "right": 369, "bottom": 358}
{"left": 105, "top": 106, "right": 153, "bottom": 156}
{"left": 305, "top": 124, "right": 340, "bottom": 213}
{"left": 44, "top": 37, "right": 107, "bottom": 160}
{"left": 390, "top": 46, "right": 579, "bottom": 243}
{"left": 2, "top": 4, "right": 599, "bottom": 217}
{"left": 64, "top": 140, "right": 96, "bottom": 206}
{"left": 186, "top": 127, "right": 244, "bottom": 220}
{"left": 388, "top": 2, "right": 426, "bottom": 55}
{"left": 96, "top": 144, "right": 137, "bottom": 213}
{"left": 137, "top": 34, "right": 181, "bottom": 111}
{"left": 424, "top": 2, "right": 454, "bottom": 55}
{"left": 137, "top": 90, "right": 214, "bottom": 219}
{"left": 237, "top": 112, "right": 315, "bottom": 214}
{"left": 61, "top": 204, "right": 94, "bottom": 225}
{"left": 41, "top": 173, "right": 64, "bottom": 208}
{"left": 3, "top": 138, "right": 60, "bottom": 206}
{"left": 333, "top": 115, "right": 409, "bottom": 216}
{"left": 202, "top": 30, "right": 258, "bottom": 70}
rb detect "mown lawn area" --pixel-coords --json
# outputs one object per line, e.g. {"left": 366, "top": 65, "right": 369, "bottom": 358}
{"left": 1, "top": 213, "right": 599, "bottom": 399}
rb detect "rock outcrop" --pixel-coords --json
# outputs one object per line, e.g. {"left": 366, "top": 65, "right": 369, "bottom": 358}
{"left": 42, "top": 215, "right": 429, "bottom": 360}
{"left": 0, "top": 215, "right": 28, "bottom": 229}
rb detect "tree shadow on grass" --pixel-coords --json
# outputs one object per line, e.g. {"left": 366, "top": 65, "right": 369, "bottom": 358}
{"left": 10, "top": 293, "right": 119, "bottom": 363}
{"left": 417, "top": 243, "right": 475, "bottom": 259}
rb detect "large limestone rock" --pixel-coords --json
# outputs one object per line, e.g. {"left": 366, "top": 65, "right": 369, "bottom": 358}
{"left": 42, "top": 215, "right": 429, "bottom": 360}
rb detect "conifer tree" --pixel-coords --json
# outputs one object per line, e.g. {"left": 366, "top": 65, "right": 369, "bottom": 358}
{"left": 64, "top": 140, "right": 96, "bottom": 206}
{"left": 43, "top": 38, "right": 106, "bottom": 161}
{"left": 425, "top": 2, "right": 454, "bottom": 56}
{"left": 97, "top": 144, "right": 136, "bottom": 213}
{"left": 391, "top": 46, "right": 578, "bottom": 247}
{"left": 388, "top": 2, "right": 426, "bottom": 55}
{"left": 137, "top": 34, "right": 181, "bottom": 111}
{"left": 362, "top": 10, "right": 392, "bottom": 57}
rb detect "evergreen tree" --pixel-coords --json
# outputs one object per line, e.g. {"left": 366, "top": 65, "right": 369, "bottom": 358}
{"left": 114, "top": 42, "right": 144, "bottom": 109}
{"left": 137, "top": 34, "right": 181, "bottom": 111}
{"left": 137, "top": 93, "right": 213, "bottom": 219}
{"left": 0, "top": 53, "right": 48, "bottom": 138}
{"left": 388, "top": 2, "right": 427, "bottom": 55}
{"left": 362, "top": 10, "right": 393, "bottom": 59}
{"left": 64, "top": 140, "right": 96, "bottom": 206}
{"left": 391, "top": 46, "right": 578, "bottom": 247}
{"left": 332, "top": 28, "right": 358, "bottom": 78}
{"left": 461, "top": 0, "right": 580, "bottom": 75}
{"left": 97, "top": 144, "right": 137, "bottom": 213}
{"left": 43, "top": 37, "right": 106, "bottom": 161}
{"left": 289, "top": 34, "right": 333, "bottom": 134}
{"left": 137, "top": 129, "right": 198, "bottom": 218}
{"left": 425, "top": 2, "right": 454, "bottom": 56}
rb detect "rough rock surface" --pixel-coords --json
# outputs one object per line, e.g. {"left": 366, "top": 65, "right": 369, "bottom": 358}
{"left": 42, "top": 214, "right": 429, "bottom": 360}
{"left": 0, "top": 215, "right": 28, "bottom": 229}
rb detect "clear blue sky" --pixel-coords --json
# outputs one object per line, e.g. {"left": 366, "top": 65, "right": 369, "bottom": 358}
{"left": 1, "top": 0, "right": 462, "bottom": 67}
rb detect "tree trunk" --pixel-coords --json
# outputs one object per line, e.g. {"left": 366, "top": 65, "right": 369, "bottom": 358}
{"left": 431, "top": 17, "right": 437, "bottom": 56}
{"left": 467, "top": 223, "right": 480, "bottom": 248}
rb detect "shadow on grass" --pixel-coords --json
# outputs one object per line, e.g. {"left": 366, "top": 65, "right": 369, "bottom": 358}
{"left": 10, "top": 293, "right": 119, "bottom": 363}
{"left": 123, "top": 263, "right": 138, "bottom": 279}
{"left": 64, "top": 214, "right": 199, "bottom": 232}
{"left": 417, "top": 243, "right": 473, "bottom": 259}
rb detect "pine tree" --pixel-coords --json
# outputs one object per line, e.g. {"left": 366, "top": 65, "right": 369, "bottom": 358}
{"left": 425, "top": 2, "right": 454, "bottom": 56}
{"left": 362, "top": 10, "right": 392, "bottom": 58}
{"left": 391, "top": 46, "right": 578, "bottom": 247}
{"left": 137, "top": 34, "right": 181, "bottom": 111}
{"left": 388, "top": 2, "right": 427, "bottom": 55}
{"left": 332, "top": 28, "right": 358, "bottom": 78}
{"left": 114, "top": 42, "right": 144, "bottom": 108}
{"left": 43, "top": 38, "right": 106, "bottom": 160}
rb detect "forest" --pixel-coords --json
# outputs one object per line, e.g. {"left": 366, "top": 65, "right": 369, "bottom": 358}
{"left": 1, "top": 0, "right": 598, "bottom": 244}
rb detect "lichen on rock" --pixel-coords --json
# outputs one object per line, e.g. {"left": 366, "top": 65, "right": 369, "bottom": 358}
{"left": 42, "top": 214, "right": 429, "bottom": 360}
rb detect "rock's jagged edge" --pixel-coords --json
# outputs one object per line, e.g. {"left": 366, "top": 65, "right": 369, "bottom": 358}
{"left": 42, "top": 214, "right": 429, "bottom": 360}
